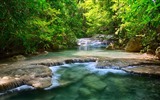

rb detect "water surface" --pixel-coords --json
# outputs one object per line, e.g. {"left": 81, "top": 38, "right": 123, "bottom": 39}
{"left": 1, "top": 63, "right": 160, "bottom": 100}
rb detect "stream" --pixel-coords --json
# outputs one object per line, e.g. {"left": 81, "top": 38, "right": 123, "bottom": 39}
{"left": 1, "top": 62, "right": 160, "bottom": 100}
{"left": 0, "top": 39, "right": 160, "bottom": 100}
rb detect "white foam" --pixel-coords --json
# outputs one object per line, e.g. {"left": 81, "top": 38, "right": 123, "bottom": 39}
{"left": 44, "top": 66, "right": 61, "bottom": 90}
{"left": 0, "top": 93, "right": 4, "bottom": 96}
{"left": 125, "top": 66, "right": 137, "bottom": 69}
{"left": 85, "top": 62, "right": 126, "bottom": 75}
{"left": 61, "top": 64, "right": 73, "bottom": 68}
{"left": 9, "top": 85, "right": 34, "bottom": 92}
{"left": 0, "top": 85, "right": 34, "bottom": 96}
{"left": 45, "top": 62, "right": 127, "bottom": 90}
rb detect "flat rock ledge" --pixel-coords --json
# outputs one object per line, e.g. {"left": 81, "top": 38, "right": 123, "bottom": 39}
{"left": 0, "top": 58, "right": 97, "bottom": 93}
{"left": 96, "top": 57, "right": 160, "bottom": 77}
{"left": 123, "top": 64, "right": 160, "bottom": 77}
{"left": 0, "top": 65, "right": 52, "bottom": 93}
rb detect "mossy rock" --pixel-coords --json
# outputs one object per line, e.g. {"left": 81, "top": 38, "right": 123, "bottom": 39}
{"left": 125, "top": 37, "right": 142, "bottom": 52}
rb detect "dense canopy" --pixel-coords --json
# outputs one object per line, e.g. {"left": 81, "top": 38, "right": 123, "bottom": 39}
{"left": 0, "top": 0, "right": 160, "bottom": 57}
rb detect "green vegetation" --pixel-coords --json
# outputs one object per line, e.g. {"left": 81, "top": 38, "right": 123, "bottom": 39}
{"left": 80, "top": 0, "right": 160, "bottom": 50}
{"left": 0, "top": 0, "right": 83, "bottom": 55}
{"left": 0, "top": 0, "right": 160, "bottom": 57}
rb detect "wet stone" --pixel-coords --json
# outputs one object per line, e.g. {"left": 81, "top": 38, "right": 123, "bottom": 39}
{"left": 65, "top": 59, "right": 74, "bottom": 64}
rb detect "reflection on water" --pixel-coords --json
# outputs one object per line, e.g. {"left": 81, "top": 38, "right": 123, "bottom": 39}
{"left": 78, "top": 46, "right": 103, "bottom": 51}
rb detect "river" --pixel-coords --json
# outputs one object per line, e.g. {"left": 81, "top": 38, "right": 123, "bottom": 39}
{"left": 0, "top": 40, "right": 160, "bottom": 100}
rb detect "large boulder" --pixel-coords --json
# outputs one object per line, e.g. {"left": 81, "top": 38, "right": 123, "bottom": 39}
{"left": 125, "top": 37, "right": 142, "bottom": 52}
{"left": 156, "top": 47, "right": 160, "bottom": 59}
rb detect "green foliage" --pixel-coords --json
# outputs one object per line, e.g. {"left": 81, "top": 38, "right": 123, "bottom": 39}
{"left": 0, "top": 0, "right": 159, "bottom": 55}
{"left": 0, "top": 0, "right": 83, "bottom": 54}
{"left": 80, "top": 0, "right": 114, "bottom": 35}
{"left": 81, "top": 0, "right": 159, "bottom": 50}
{"left": 115, "top": 0, "right": 160, "bottom": 48}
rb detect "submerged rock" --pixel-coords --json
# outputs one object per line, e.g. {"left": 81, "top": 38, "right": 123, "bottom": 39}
{"left": 83, "top": 75, "right": 106, "bottom": 91}
{"left": 79, "top": 88, "right": 92, "bottom": 96}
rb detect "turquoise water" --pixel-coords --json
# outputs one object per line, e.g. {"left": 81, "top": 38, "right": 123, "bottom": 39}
{"left": 1, "top": 63, "right": 160, "bottom": 100}
{"left": 27, "top": 48, "right": 142, "bottom": 61}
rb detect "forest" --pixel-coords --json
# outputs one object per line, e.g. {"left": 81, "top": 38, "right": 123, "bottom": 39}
{"left": 0, "top": 0, "right": 160, "bottom": 57}
{"left": 1, "top": 0, "right": 160, "bottom": 99}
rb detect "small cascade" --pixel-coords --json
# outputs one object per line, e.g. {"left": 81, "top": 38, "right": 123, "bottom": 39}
{"left": 77, "top": 38, "right": 108, "bottom": 50}
{"left": 44, "top": 66, "right": 61, "bottom": 90}
{"left": 85, "top": 62, "right": 127, "bottom": 75}
{"left": 0, "top": 85, "right": 34, "bottom": 96}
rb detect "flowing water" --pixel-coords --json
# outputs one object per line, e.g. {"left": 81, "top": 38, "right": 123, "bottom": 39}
{"left": 0, "top": 39, "right": 160, "bottom": 100}
{"left": 1, "top": 62, "right": 160, "bottom": 100}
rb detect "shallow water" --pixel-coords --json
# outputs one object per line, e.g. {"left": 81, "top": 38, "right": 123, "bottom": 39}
{"left": 27, "top": 48, "right": 143, "bottom": 61}
{"left": 1, "top": 62, "right": 160, "bottom": 100}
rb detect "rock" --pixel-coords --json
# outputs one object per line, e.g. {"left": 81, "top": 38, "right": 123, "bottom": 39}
{"left": 146, "top": 43, "right": 159, "bottom": 54}
{"left": 156, "top": 47, "right": 160, "bottom": 59}
{"left": 28, "top": 77, "right": 51, "bottom": 89}
{"left": 147, "top": 49, "right": 155, "bottom": 55}
{"left": 59, "top": 81, "right": 72, "bottom": 87}
{"left": 65, "top": 59, "right": 74, "bottom": 64}
{"left": 96, "top": 58, "right": 132, "bottom": 69}
{"left": 2, "top": 76, "right": 11, "bottom": 80}
{"left": 106, "top": 43, "right": 115, "bottom": 50}
{"left": 125, "top": 37, "right": 142, "bottom": 52}
{"left": 44, "top": 51, "right": 48, "bottom": 54}
{"left": 123, "top": 65, "right": 160, "bottom": 76}
{"left": 0, "top": 65, "right": 52, "bottom": 92}
{"left": 91, "top": 34, "right": 113, "bottom": 41}
{"left": 9, "top": 55, "right": 26, "bottom": 61}
{"left": 0, "top": 77, "right": 27, "bottom": 92}
{"left": 32, "top": 52, "right": 40, "bottom": 55}
{"left": 0, "top": 64, "right": 8, "bottom": 67}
